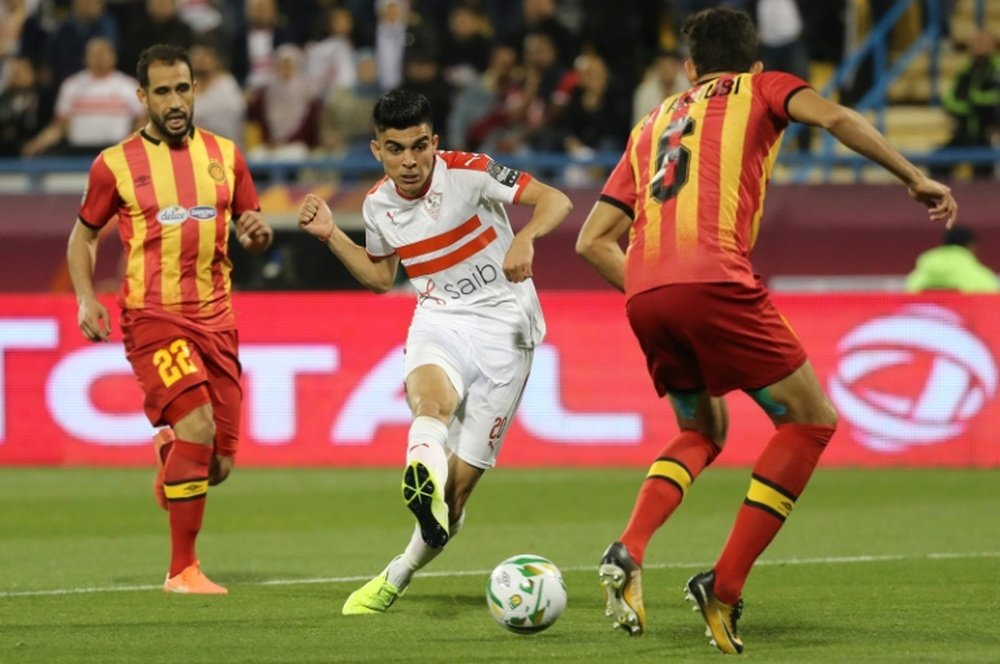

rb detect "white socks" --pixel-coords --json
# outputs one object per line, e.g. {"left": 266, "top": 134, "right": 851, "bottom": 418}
{"left": 406, "top": 416, "right": 449, "bottom": 491}
{"left": 387, "top": 509, "right": 467, "bottom": 590}
{"left": 385, "top": 416, "right": 452, "bottom": 590}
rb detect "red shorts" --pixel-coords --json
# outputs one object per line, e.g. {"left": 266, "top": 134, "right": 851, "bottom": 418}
{"left": 626, "top": 282, "right": 807, "bottom": 397}
{"left": 121, "top": 311, "right": 243, "bottom": 456}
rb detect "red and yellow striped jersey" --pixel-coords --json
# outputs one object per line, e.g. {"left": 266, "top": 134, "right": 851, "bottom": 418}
{"left": 600, "top": 71, "right": 809, "bottom": 298}
{"left": 79, "top": 128, "right": 259, "bottom": 330}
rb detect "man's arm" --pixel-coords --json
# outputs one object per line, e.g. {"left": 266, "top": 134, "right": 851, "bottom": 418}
{"left": 297, "top": 193, "right": 399, "bottom": 293}
{"left": 503, "top": 178, "right": 573, "bottom": 283}
{"left": 787, "top": 89, "right": 957, "bottom": 227}
{"left": 22, "top": 117, "right": 68, "bottom": 157}
{"left": 575, "top": 200, "right": 632, "bottom": 292}
{"left": 67, "top": 219, "right": 111, "bottom": 341}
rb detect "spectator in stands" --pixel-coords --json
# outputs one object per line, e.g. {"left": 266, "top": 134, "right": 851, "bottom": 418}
{"left": 176, "top": 0, "right": 224, "bottom": 36}
{"left": 375, "top": 0, "right": 409, "bottom": 90}
{"left": 248, "top": 43, "right": 320, "bottom": 159}
{"left": 632, "top": 49, "right": 686, "bottom": 125}
{"left": 0, "top": 0, "right": 28, "bottom": 70}
{"left": 23, "top": 37, "right": 144, "bottom": 157}
{"left": 906, "top": 224, "right": 999, "bottom": 293}
{"left": 562, "top": 52, "right": 630, "bottom": 155}
{"left": 319, "top": 48, "right": 380, "bottom": 154}
{"left": 0, "top": 56, "right": 45, "bottom": 155}
{"left": 46, "top": 0, "right": 119, "bottom": 89}
{"left": 119, "top": 0, "right": 195, "bottom": 77}
{"left": 935, "top": 29, "right": 1000, "bottom": 180}
{"left": 230, "top": 0, "right": 295, "bottom": 91}
{"left": 509, "top": 29, "right": 576, "bottom": 152}
{"left": 191, "top": 40, "right": 246, "bottom": 144}
{"left": 305, "top": 5, "right": 359, "bottom": 99}
{"left": 1, "top": 0, "right": 47, "bottom": 77}
{"left": 752, "top": 0, "right": 811, "bottom": 151}
{"left": 448, "top": 41, "right": 523, "bottom": 152}
{"left": 402, "top": 50, "right": 451, "bottom": 133}
{"left": 504, "top": 0, "right": 576, "bottom": 68}
{"left": 440, "top": 1, "right": 493, "bottom": 91}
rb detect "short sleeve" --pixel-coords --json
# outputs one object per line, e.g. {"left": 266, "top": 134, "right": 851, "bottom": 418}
{"left": 439, "top": 151, "right": 533, "bottom": 205}
{"left": 598, "top": 140, "right": 637, "bottom": 219}
{"left": 78, "top": 154, "right": 121, "bottom": 229}
{"left": 363, "top": 200, "right": 393, "bottom": 259}
{"left": 230, "top": 147, "right": 260, "bottom": 215}
{"left": 479, "top": 155, "right": 533, "bottom": 204}
{"left": 754, "top": 71, "right": 811, "bottom": 123}
{"left": 54, "top": 77, "right": 74, "bottom": 120}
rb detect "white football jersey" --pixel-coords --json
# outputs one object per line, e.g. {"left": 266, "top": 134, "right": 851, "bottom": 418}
{"left": 363, "top": 151, "right": 545, "bottom": 348}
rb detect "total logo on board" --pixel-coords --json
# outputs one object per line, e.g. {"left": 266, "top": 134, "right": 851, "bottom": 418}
{"left": 156, "top": 205, "right": 217, "bottom": 224}
{"left": 829, "top": 304, "right": 997, "bottom": 453}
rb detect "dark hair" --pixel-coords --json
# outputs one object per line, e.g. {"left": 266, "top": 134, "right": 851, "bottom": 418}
{"left": 681, "top": 7, "right": 758, "bottom": 76}
{"left": 136, "top": 44, "right": 193, "bottom": 89}
{"left": 372, "top": 89, "right": 434, "bottom": 132}
{"left": 943, "top": 224, "right": 975, "bottom": 247}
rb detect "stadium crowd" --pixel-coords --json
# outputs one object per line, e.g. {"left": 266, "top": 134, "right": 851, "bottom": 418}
{"left": 0, "top": 0, "right": 857, "bottom": 163}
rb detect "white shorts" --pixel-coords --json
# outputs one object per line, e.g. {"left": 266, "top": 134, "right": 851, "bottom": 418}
{"left": 404, "top": 323, "right": 533, "bottom": 469}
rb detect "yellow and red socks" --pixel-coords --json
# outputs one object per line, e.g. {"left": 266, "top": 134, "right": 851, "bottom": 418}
{"left": 163, "top": 439, "right": 213, "bottom": 577}
{"left": 620, "top": 430, "right": 720, "bottom": 565}
{"left": 713, "top": 423, "right": 835, "bottom": 605}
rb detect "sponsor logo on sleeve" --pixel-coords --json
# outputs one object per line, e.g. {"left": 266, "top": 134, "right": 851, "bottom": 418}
{"left": 487, "top": 159, "right": 521, "bottom": 187}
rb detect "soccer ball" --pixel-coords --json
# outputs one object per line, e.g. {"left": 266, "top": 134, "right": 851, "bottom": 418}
{"left": 486, "top": 554, "right": 567, "bottom": 634}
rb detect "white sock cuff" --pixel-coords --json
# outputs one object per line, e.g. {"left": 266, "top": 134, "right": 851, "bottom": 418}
{"left": 409, "top": 416, "right": 449, "bottom": 444}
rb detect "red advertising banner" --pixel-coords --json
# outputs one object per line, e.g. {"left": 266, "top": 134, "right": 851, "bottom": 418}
{"left": 0, "top": 292, "right": 997, "bottom": 467}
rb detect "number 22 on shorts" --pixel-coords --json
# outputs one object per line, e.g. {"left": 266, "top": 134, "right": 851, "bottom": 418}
{"left": 152, "top": 339, "right": 199, "bottom": 387}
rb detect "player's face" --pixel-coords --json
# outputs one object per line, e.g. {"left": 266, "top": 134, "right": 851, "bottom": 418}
{"left": 139, "top": 61, "right": 196, "bottom": 144}
{"left": 371, "top": 125, "right": 439, "bottom": 197}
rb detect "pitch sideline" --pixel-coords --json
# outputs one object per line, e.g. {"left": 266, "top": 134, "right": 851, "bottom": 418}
{"left": 1, "top": 550, "right": 997, "bottom": 598}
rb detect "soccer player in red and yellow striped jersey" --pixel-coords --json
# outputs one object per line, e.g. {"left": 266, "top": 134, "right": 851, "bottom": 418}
{"left": 577, "top": 8, "right": 957, "bottom": 653}
{"left": 67, "top": 44, "right": 274, "bottom": 595}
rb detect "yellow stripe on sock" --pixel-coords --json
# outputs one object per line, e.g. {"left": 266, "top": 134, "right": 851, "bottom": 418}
{"left": 647, "top": 459, "right": 693, "bottom": 496}
{"left": 164, "top": 479, "right": 209, "bottom": 500}
{"left": 746, "top": 477, "right": 795, "bottom": 519}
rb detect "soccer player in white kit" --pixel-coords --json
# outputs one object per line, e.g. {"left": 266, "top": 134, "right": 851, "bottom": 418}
{"left": 297, "top": 89, "right": 573, "bottom": 614}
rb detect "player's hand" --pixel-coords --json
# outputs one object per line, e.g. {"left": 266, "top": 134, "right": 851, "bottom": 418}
{"left": 908, "top": 177, "right": 957, "bottom": 228}
{"left": 298, "top": 193, "right": 336, "bottom": 243}
{"left": 503, "top": 235, "right": 535, "bottom": 283}
{"left": 78, "top": 296, "right": 111, "bottom": 342}
{"left": 236, "top": 210, "right": 274, "bottom": 254}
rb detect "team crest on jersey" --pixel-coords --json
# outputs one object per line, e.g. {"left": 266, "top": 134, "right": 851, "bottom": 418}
{"left": 422, "top": 190, "right": 442, "bottom": 219}
{"left": 207, "top": 160, "right": 226, "bottom": 182}
{"left": 487, "top": 159, "right": 520, "bottom": 187}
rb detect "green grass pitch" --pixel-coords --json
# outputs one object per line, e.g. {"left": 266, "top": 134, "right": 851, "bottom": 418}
{"left": 1, "top": 467, "right": 998, "bottom": 662}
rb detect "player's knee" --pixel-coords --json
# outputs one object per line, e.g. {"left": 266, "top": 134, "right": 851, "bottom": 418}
{"left": 209, "top": 454, "right": 233, "bottom": 485}
{"left": 815, "top": 399, "right": 839, "bottom": 429}
{"left": 411, "top": 400, "right": 453, "bottom": 422}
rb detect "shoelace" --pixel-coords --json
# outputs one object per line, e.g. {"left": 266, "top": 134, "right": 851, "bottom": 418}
{"left": 730, "top": 599, "right": 744, "bottom": 627}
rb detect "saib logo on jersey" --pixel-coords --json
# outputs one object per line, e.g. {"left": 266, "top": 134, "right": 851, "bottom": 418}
{"left": 828, "top": 304, "right": 997, "bottom": 452}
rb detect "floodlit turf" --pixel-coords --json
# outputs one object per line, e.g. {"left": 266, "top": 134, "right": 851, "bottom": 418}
{"left": 0, "top": 467, "right": 997, "bottom": 662}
